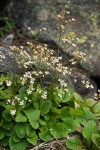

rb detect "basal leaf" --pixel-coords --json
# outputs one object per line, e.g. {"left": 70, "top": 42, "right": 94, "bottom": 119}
{"left": 66, "top": 137, "right": 82, "bottom": 150}
{"left": 63, "top": 118, "right": 80, "bottom": 132}
{"left": 0, "top": 136, "right": 9, "bottom": 146}
{"left": 50, "top": 123, "right": 69, "bottom": 139}
{"left": 0, "top": 128, "right": 4, "bottom": 139}
{"left": 2, "top": 110, "right": 12, "bottom": 122}
{"left": 0, "top": 119, "right": 3, "bottom": 126}
{"left": 15, "top": 123, "right": 27, "bottom": 138}
{"left": 9, "top": 137, "right": 28, "bottom": 150}
{"left": 19, "top": 86, "right": 28, "bottom": 94}
{"left": 40, "top": 100, "right": 52, "bottom": 115}
{"left": 13, "top": 134, "right": 21, "bottom": 142}
{"left": 26, "top": 124, "right": 36, "bottom": 137}
{"left": 93, "top": 102, "right": 100, "bottom": 113}
{"left": 39, "top": 118, "right": 46, "bottom": 126}
{"left": 29, "top": 121, "right": 39, "bottom": 129}
{"left": 39, "top": 129, "right": 53, "bottom": 142}
{"left": 91, "top": 134, "right": 100, "bottom": 148}
{"left": 15, "top": 111, "right": 27, "bottom": 122}
{"left": 27, "top": 134, "right": 38, "bottom": 145}
{"left": 2, "top": 120, "right": 13, "bottom": 130}
{"left": 84, "top": 98, "right": 96, "bottom": 107}
{"left": 24, "top": 106, "right": 40, "bottom": 121}
{"left": 74, "top": 92, "right": 82, "bottom": 102}
{"left": 82, "top": 120, "right": 98, "bottom": 147}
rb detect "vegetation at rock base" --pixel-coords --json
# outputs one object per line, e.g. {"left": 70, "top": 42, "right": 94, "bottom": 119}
{"left": 0, "top": 10, "right": 100, "bottom": 150}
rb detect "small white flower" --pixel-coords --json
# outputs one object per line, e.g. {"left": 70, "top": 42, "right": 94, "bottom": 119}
{"left": 6, "top": 80, "right": 12, "bottom": 86}
{"left": 19, "top": 100, "right": 24, "bottom": 106}
{"left": 7, "top": 99, "right": 11, "bottom": 103}
{"left": 41, "top": 91, "right": 47, "bottom": 99}
{"left": 58, "top": 93, "right": 62, "bottom": 98}
{"left": 85, "top": 84, "right": 90, "bottom": 88}
{"left": 90, "top": 84, "right": 94, "bottom": 89}
{"left": 27, "top": 89, "right": 32, "bottom": 95}
{"left": 10, "top": 110, "right": 16, "bottom": 115}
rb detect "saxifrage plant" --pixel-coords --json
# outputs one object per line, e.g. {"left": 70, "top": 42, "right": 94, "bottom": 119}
{"left": 0, "top": 10, "right": 100, "bottom": 150}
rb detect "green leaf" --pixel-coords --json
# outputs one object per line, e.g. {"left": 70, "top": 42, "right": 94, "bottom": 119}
{"left": 41, "top": 100, "right": 52, "bottom": 115}
{"left": 27, "top": 134, "right": 38, "bottom": 145}
{"left": 0, "top": 136, "right": 9, "bottom": 146}
{"left": 2, "top": 110, "right": 12, "bottom": 122}
{"left": 0, "top": 119, "right": 3, "bottom": 126}
{"left": 91, "top": 134, "right": 100, "bottom": 148}
{"left": 19, "top": 86, "right": 28, "bottom": 94}
{"left": 13, "top": 134, "right": 21, "bottom": 142}
{"left": 15, "top": 111, "right": 27, "bottom": 122}
{"left": 66, "top": 137, "right": 82, "bottom": 150}
{"left": 63, "top": 118, "right": 80, "bottom": 132}
{"left": 47, "top": 116, "right": 57, "bottom": 126}
{"left": 24, "top": 106, "right": 40, "bottom": 121}
{"left": 5, "top": 129, "right": 14, "bottom": 136}
{"left": 75, "top": 107, "right": 97, "bottom": 125}
{"left": 82, "top": 120, "right": 98, "bottom": 147}
{"left": 9, "top": 137, "right": 28, "bottom": 150}
{"left": 0, "top": 128, "right": 4, "bottom": 139}
{"left": 29, "top": 121, "right": 39, "bottom": 129}
{"left": 82, "top": 107, "right": 97, "bottom": 121}
{"left": 60, "top": 106, "right": 70, "bottom": 118}
{"left": 2, "top": 120, "right": 13, "bottom": 130}
{"left": 39, "top": 129, "right": 53, "bottom": 142}
{"left": 74, "top": 92, "right": 82, "bottom": 102}
{"left": 84, "top": 98, "right": 96, "bottom": 107}
{"left": 70, "top": 108, "right": 83, "bottom": 116}
{"left": 93, "top": 102, "right": 100, "bottom": 113}
{"left": 15, "top": 123, "right": 26, "bottom": 138}
{"left": 39, "top": 118, "right": 46, "bottom": 126}
{"left": 50, "top": 123, "right": 69, "bottom": 139}
{"left": 26, "top": 124, "right": 36, "bottom": 137}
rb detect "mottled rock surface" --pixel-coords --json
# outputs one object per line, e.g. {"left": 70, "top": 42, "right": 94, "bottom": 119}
{"left": 7, "top": 0, "right": 100, "bottom": 78}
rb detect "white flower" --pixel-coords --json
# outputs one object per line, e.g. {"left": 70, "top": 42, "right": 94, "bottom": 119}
{"left": 85, "top": 84, "right": 90, "bottom": 88}
{"left": 58, "top": 93, "right": 62, "bottom": 98}
{"left": 41, "top": 91, "right": 47, "bottom": 99}
{"left": 90, "top": 84, "right": 94, "bottom": 89}
{"left": 6, "top": 80, "right": 12, "bottom": 86}
{"left": 19, "top": 100, "right": 24, "bottom": 106}
{"left": 7, "top": 99, "right": 11, "bottom": 103}
{"left": 10, "top": 110, "right": 16, "bottom": 115}
{"left": 27, "top": 89, "right": 32, "bottom": 95}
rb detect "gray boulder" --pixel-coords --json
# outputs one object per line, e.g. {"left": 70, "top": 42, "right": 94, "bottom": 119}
{"left": 7, "top": 0, "right": 100, "bottom": 78}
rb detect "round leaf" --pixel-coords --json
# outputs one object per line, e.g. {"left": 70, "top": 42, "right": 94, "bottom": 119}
{"left": 15, "top": 111, "right": 27, "bottom": 122}
{"left": 2, "top": 110, "right": 12, "bottom": 122}
{"left": 41, "top": 100, "right": 52, "bottom": 115}
{"left": 15, "top": 123, "right": 27, "bottom": 138}
{"left": 66, "top": 137, "right": 82, "bottom": 150}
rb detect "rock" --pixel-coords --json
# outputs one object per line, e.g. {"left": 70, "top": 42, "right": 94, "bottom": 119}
{"left": 7, "top": 0, "right": 100, "bottom": 78}
{"left": 0, "top": 46, "right": 21, "bottom": 74}
{"left": 2, "top": 33, "right": 14, "bottom": 45}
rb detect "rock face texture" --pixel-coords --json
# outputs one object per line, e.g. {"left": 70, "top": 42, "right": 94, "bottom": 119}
{"left": 7, "top": 0, "right": 100, "bottom": 78}
{"left": 1, "top": 0, "right": 100, "bottom": 97}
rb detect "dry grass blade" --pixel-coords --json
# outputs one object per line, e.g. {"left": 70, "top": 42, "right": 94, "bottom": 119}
{"left": 30, "top": 139, "right": 67, "bottom": 150}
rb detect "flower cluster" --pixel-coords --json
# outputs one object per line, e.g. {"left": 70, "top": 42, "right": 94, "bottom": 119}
{"left": 81, "top": 80, "right": 94, "bottom": 89}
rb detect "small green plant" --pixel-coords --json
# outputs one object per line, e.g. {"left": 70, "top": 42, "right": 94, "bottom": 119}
{"left": 0, "top": 17, "right": 15, "bottom": 37}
